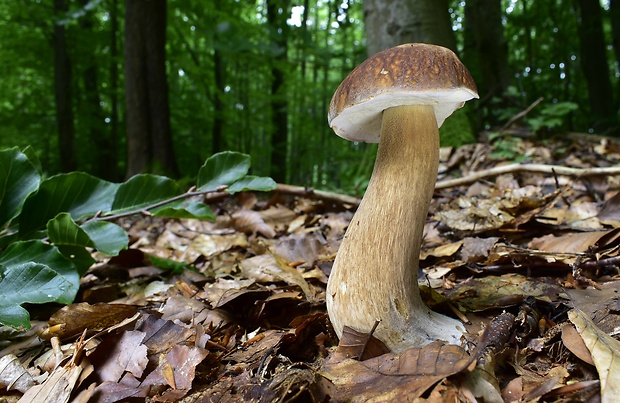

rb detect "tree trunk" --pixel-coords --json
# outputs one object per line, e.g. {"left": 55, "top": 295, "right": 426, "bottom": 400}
{"left": 266, "top": 0, "right": 290, "bottom": 183}
{"left": 574, "top": 0, "right": 617, "bottom": 133}
{"left": 124, "top": 0, "right": 179, "bottom": 177}
{"left": 363, "top": 0, "right": 456, "bottom": 56}
{"left": 53, "top": 0, "right": 76, "bottom": 172}
{"left": 79, "top": 0, "right": 111, "bottom": 179}
{"left": 463, "top": 0, "right": 510, "bottom": 125}
{"left": 611, "top": 0, "right": 620, "bottom": 90}
{"left": 212, "top": 0, "right": 225, "bottom": 154}
{"left": 109, "top": 0, "right": 119, "bottom": 179}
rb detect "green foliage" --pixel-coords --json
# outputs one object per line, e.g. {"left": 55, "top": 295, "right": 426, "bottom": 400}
{"left": 0, "top": 148, "right": 275, "bottom": 330}
{"left": 439, "top": 107, "right": 477, "bottom": 148}
{"left": 487, "top": 133, "right": 527, "bottom": 162}
{"left": 526, "top": 102, "right": 579, "bottom": 132}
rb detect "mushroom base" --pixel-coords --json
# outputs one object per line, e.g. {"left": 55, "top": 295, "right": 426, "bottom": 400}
{"left": 326, "top": 104, "right": 464, "bottom": 353}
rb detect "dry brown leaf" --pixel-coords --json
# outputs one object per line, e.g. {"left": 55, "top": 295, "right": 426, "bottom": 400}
{"left": 41, "top": 303, "right": 139, "bottom": 340}
{"left": 18, "top": 362, "right": 83, "bottom": 403}
{"left": 141, "top": 345, "right": 208, "bottom": 391}
{"left": 185, "top": 232, "right": 248, "bottom": 260}
{"left": 93, "top": 330, "right": 148, "bottom": 383}
{"left": 272, "top": 231, "right": 329, "bottom": 267}
{"left": 598, "top": 192, "right": 620, "bottom": 227}
{"left": 321, "top": 341, "right": 472, "bottom": 401}
{"left": 561, "top": 323, "right": 594, "bottom": 366}
{"left": 0, "top": 354, "right": 36, "bottom": 393}
{"left": 529, "top": 229, "right": 619, "bottom": 253}
{"left": 568, "top": 308, "right": 620, "bottom": 403}
{"left": 450, "top": 274, "right": 563, "bottom": 312}
{"left": 333, "top": 325, "right": 390, "bottom": 362}
{"left": 232, "top": 209, "right": 276, "bottom": 238}
{"left": 461, "top": 237, "right": 500, "bottom": 263}
{"left": 420, "top": 240, "right": 463, "bottom": 260}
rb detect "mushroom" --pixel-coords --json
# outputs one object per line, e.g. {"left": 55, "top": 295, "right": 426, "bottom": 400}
{"left": 326, "top": 43, "right": 478, "bottom": 353}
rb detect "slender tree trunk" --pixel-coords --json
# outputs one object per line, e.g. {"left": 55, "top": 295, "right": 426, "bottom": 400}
{"left": 266, "top": 0, "right": 290, "bottom": 183}
{"left": 363, "top": 0, "right": 456, "bottom": 56}
{"left": 212, "top": 0, "right": 224, "bottom": 154}
{"left": 79, "top": 0, "right": 110, "bottom": 179}
{"left": 124, "top": 0, "right": 179, "bottom": 177}
{"left": 109, "top": 0, "right": 119, "bottom": 179}
{"left": 125, "top": 0, "right": 151, "bottom": 176}
{"left": 611, "top": 0, "right": 620, "bottom": 88}
{"left": 53, "top": 0, "right": 76, "bottom": 172}
{"left": 574, "top": 0, "right": 617, "bottom": 133}
{"left": 463, "top": 0, "right": 510, "bottom": 125}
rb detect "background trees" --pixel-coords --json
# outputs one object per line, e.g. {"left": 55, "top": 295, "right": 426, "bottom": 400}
{"left": 0, "top": 0, "right": 618, "bottom": 193}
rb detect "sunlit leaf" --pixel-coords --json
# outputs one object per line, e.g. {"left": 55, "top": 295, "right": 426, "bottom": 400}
{"left": 110, "top": 174, "right": 181, "bottom": 213}
{"left": 81, "top": 221, "right": 128, "bottom": 256}
{"left": 197, "top": 151, "right": 251, "bottom": 192}
{"left": 153, "top": 202, "right": 216, "bottom": 221}
{"left": 0, "top": 262, "right": 73, "bottom": 329}
{"left": 0, "top": 240, "right": 80, "bottom": 304}
{"left": 0, "top": 148, "right": 41, "bottom": 229}
{"left": 19, "top": 172, "right": 119, "bottom": 237}
{"left": 229, "top": 176, "right": 277, "bottom": 194}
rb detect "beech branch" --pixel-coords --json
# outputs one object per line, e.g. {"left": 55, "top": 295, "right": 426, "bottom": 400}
{"left": 436, "top": 163, "right": 620, "bottom": 189}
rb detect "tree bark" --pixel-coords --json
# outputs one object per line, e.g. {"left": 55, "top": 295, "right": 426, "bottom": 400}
{"left": 363, "top": 0, "right": 456, "bottom": 56}
{"left": 574, "top": 0, "right": 617, "bottom": 133}
{"left": 463, "top": 0, "right": 510, "bottom": 125}
{"left": 79, "top": 0, "right": 111, "bottom": 179}
{"left": 611, "top": 0, "right": 620, "bottom": 89}
{"left": 53, "top": 0, "right": 76, "bottom": 172}
{"left": 109, "top": 0, "right": 119, "bottom": 179}
{"left": 266, "top": 0, "right": 290, "bottom": 183}
{"left": 124, "top": 0, "right": 179, "bottom": 177}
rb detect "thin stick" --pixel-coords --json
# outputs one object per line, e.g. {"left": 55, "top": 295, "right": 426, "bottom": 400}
{"left": 436, "top": 163, "right": 620, "bottom": 189}
{"left": 500, "top": 97, "right": 544, "bottom": 132}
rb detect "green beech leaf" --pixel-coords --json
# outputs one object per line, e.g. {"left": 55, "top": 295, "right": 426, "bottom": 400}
{"left": 80, "top": 221, "right": 128, "bottom": 256}
{"left": 229, "top": 176, "right": 277, "bottom": 194}
{"left": 0, "top": 148, "right": 41, "bottom": 229}
{"left": 47, "top": 212, "right": 94, "bottom": 248}
{"left": 19, "top": 172, "right": 119, "bottom": 237}
{"left": 0, "top": 262, "right": 73, "bottom": 329}
{"left": 153, "top": 202, "right": 216, "bottom": 221}
{"left": 110, "top": 174, "right": 181, "bottom": 213}
{"left": 0, "top": 240, "right": 80, "bottom": 305}
{"left": 55, "top": 245, "right": 95, "bottom": 276}
{"left": 197, "top": 151, "right": 251, "bottom": 192}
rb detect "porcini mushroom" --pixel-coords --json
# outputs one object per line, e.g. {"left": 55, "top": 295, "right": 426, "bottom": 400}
{"left": 326, "top": 43, "right": 478, "bottom": 353}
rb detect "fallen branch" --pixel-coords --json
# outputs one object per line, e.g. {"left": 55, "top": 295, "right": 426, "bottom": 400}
{"left": 274, "top": 183, "right": 361, "bottom": 206}
{"left": 436, "top": 163, "right": 620, "bottom": 189}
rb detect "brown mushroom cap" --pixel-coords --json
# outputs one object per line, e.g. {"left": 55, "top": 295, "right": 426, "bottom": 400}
{"left": 328, "top": 43, "right": 479, "bottom": 143}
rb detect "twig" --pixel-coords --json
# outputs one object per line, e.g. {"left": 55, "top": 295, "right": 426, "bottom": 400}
{"left": 436, "top": 163, "right": 620, "bottom": 190}
{"left": 274, "top": 183, "right": 361, "bottom": 206}
{"left": 500, "top": 97, "right": 544, "bottom": 132}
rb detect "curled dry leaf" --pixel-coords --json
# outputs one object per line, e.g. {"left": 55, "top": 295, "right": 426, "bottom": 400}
{"left": 41, "top": 303, "right": 138, "bottom": 340}
{"left": 568, "top": 308, "right": 620, "bottom": 403}
{"left": 320, "top": 341, "right": 473, "bottom": 401}
{"left": 0, "top": 354, "right": 36, "bottom": 393}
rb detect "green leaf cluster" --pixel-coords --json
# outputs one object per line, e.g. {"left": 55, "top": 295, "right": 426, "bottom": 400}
{"left": 0, "top": 148, "right": 275, "bottom": 330}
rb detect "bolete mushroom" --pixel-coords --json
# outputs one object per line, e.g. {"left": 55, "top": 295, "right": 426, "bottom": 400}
{"left": 326, "top": 43, "right": 478, "bottom": 353}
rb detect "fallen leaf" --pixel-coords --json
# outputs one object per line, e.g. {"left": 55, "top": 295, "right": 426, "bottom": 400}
{"left": 568, "top": 308, "right": 620, "bottom": 403}
{"left": 41, "top": 303, "right": 139, "bottom": 340}
{"left": 320, "top": 341, "right": 473, "bottom": 401}
{"left": 0, "top": 354, "right": 36, "bottom": 392}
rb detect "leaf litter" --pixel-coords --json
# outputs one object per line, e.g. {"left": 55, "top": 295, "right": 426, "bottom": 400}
{"left": 1, "top": 135, "right": 620, "bottom": 402}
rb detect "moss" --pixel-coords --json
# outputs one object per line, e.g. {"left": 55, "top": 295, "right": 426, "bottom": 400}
{"left": 439, "top": 106, "right": 477, "bottom": 148}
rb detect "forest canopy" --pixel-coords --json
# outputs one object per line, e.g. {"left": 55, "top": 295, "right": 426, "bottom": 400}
{"left": 0, "top": 0, "right": 618, "bottom": 192}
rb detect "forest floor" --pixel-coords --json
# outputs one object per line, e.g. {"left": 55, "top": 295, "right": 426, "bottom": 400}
{"left": 2, "top": 131, "right": 620, "bottom": 402}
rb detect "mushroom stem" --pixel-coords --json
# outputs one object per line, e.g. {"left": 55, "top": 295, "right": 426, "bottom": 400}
{"left": 326, "top": 104, "right": 463, "bottom": 352}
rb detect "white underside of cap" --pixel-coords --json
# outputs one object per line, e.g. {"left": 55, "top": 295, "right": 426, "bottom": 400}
{"left": 329, "top": 89, "right": 478, "bottom": 143}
